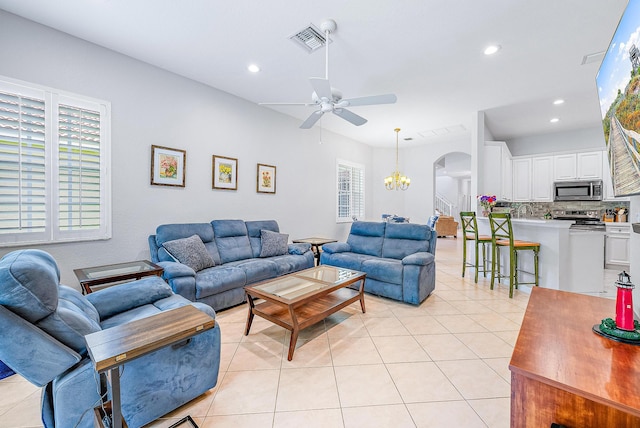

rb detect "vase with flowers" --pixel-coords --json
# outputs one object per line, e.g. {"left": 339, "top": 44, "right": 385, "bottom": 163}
{"left": 477, "top": 195, "right": 497, "bottom": 216}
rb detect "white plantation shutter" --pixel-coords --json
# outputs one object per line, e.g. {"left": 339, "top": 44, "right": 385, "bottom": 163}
{"left": 58, "top": 103, "right": 102, "bottom": 231}
{"left": 0, "top": 77, "right": 111, "bottom": 246}
{"left": 336, "top": 160, "right": 365, "bottom": 222}
{"left": 0, "top": 90, "right": 47, "bottom": 238}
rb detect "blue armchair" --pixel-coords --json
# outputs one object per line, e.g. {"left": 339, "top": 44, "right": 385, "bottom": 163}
{"left": 0, "top": 249, "right": 221, "bottom": 428}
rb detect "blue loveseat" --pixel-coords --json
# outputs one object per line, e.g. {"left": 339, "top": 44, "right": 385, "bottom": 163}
{"left": 149, "top": 219, "right": 314, "bottom": 311}
{"left": 320, "top": 221, "right": 437, "bottom": 304}
{"left": 0, "top": 249, "right": 221, "bottom": 428}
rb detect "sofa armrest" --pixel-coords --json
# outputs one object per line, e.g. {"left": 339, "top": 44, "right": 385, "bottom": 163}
{"left": 402, "top": 252, "right": 435, "bottom": 266}
{"left": 322, "top": 242, "right": 351, "bottom": 254}
{"left": 288, "top": 243, "right": 311, "bottom": 255}
{"left": 155, "top": 261, "right": 197, "bottom": 301}
{"left": 158, "top": 261, "right": 196, "bottom": 279}
{"left": 86, "top": 276, "right": 174, "bottom": 320}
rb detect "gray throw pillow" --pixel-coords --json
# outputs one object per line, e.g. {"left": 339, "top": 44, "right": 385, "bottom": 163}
{"left": 259, "top": 229, "right": 289, "bottom": 258}
{"left": 163, "top": 234, "right": 215, "bottom": 272}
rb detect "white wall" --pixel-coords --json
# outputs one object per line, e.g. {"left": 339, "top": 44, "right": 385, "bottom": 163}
{"left": 507, "top": 126, "right": 606, "bottom": 156}
{"left": 0, "top": 11, "right": 372, "bottom": 287}
{"left": 380, "top": 137, "right": 472, "bottom": 224}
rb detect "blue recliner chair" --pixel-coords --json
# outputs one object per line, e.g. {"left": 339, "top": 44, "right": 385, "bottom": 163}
{"left": 0, "top": 249, "right": 221, "bottom": 427}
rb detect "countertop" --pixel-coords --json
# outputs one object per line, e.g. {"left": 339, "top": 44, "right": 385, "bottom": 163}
{"left": 476, "top": 217, "right": 573, "bottom": 228}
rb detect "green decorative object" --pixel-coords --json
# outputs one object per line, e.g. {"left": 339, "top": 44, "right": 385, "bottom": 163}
{"left": 593, "top": 317, "right": 640, "bottom": 345}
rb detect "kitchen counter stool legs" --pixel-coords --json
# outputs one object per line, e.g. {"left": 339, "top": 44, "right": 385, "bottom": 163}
{"left": 460, "top": 212, "right": 492, "bottom": 283}
{"left": 489, "top": 213, "right": 540, "bottom": 298}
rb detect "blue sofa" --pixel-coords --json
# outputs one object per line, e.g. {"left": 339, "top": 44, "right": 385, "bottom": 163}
{"left": 320, "top": 221, "right": 437, "bottom": 304}
{"left": 149, "top": 219, "right": 314, "bottom": 311}
{"left": 0, "top": 249, "right": 221, "bottom": 428}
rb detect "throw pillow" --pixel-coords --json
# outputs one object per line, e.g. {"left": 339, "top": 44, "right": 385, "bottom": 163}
{"left": 259, "top": 229, "right": 289, "bottom": 258}
{"left": 163, "top": 234, "right": 215, "bottom": 272}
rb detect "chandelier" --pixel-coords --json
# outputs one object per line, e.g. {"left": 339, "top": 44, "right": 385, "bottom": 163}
{"left": 384, "top": 128, "right": 411, "bottom": 190}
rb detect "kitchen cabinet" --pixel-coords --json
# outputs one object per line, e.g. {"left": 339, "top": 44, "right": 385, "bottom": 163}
{"left": 512, "top": 158, "right": 531, "bottom": 201}
{"left": 553, "top": 154, "right": 577, "bottom": 181}
{"left": 577, "top": 151, "right": 603, "bottom": 179}
{"left": 553, "top": 151, "right": 603, "bottom": 181}
{"left": 483, "top": 141, "right": 512, "bottom": 201}
{"left": 605, "top": 223, "right": 630, "bottom": 268}
{"left": 531, "top": 156, "right": 553, "bottom": 201}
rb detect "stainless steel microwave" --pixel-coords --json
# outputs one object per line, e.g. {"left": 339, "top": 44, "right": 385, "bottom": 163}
{"left": 553, "top": 180, "right": 603, "bottom": 201}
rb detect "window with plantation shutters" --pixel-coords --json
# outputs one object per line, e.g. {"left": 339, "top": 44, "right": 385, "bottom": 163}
{"left": 0, "top": 76, "right": 111, "bottom": 246}
{"left": 336, "top": 159, "right": 365, "bottom": 222}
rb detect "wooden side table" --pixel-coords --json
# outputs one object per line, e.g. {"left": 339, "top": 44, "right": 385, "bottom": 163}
{"left": 85, "top": 305, "right": 215, "bottom": 428}
{"left": 74, "top": 260, "right": 163, "bottom": 294}
{"left": 510, "top": 287, "right": 640, "bottom": 427}
{"left": 292, "top": 237, "right": 337, "bottom": 266}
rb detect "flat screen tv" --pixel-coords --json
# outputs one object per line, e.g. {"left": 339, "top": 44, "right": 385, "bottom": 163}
{"left": 597, "top": 0, "right": 640, "bottom": 197}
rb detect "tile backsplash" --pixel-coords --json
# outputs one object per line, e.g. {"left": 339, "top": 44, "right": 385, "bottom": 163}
{"left": 498, "top": 201, "right": 630, "bottom": 220}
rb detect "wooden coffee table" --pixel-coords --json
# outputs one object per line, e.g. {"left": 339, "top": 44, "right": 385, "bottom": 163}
{"left": 244, "top": 265, "right": 366, "bottom": 360}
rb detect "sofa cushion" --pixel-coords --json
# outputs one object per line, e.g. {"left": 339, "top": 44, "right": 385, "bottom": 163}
{"left": 212, "top": 220, "right": 253, "bottom": 264}
{"left": 163, "top": 234, "right": 215, "bottom": 272}
{"left": 155, "top": 223, "right": 220, "bottom": 264}
{"left": 226, "top": 258, "right": 278, "bottom": 283}
{"left": 382, "top": 223, "right": 430, "bottom": 259}
{"left": 259, "top": 230, "right": 289, "bottom": 257}
{"left": 195, "top": 266, "right": 247, "bottom": 299}
{"left": 246, "top": 220, "right": 280, "bottom": 258}
{"left": 361, "top": 258, "right": 403, "bottom": 285}
{"left": 321, "top": 252, "right": 376, "bottom": 271}
{"left": 347, "top": 222, "right": 386, "bottom": 257}
{"left": 269, "top": 254, "right": 314, "bottom": 276}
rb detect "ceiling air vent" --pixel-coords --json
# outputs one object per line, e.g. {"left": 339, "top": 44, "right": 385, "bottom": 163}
{"left": 289, "top": 24, "right": 329, "bottom": 53}
{"left": 581, "top": 51, "right": 605, "bottom": 65}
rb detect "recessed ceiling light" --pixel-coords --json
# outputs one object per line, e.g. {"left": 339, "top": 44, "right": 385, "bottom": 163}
{"left": 553, "top": 99, "right": 565, "bottom": 105}
{"left": 247, "top": 64, "right": 260, "bottom": 73}
{"left": 550, "top": 118, "right": 560, "bottom": 123}
{"left": 484, "top": 45, "right": 501, "bottom": 55}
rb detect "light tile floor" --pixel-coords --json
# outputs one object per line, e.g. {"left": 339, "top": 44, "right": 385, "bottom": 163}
{"left": 0, "top": 234, "right": 621, "bottom": 428}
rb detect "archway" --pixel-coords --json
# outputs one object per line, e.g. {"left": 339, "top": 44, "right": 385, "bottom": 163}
{"left": 433, "top": 152, "right": 471, "bottom": 222}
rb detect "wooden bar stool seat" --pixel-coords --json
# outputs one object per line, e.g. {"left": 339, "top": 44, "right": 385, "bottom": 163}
{"left": 489, "top": 213, "right": 540, "bottom": 298}
{"left": 460, "top": 212, "right": 492, "bottom": 283}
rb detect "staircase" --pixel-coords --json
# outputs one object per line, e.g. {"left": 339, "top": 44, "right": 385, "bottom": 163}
{"left": 435, "top": 193, "right": 454, "bottom": 216}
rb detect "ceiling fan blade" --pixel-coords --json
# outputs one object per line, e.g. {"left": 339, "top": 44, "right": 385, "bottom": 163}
{"left": 309, "top": 77, "right": 333, "bottom": 101}
{"left": 259, "top": 102, "right": 315, "bottom": 106}
{"left": 332, "top": 108, "right": 367, "bottom": 126}
{"left": 338, "top": 93, "right": 397, "bottom": 107}
{"left": 300, "top": 110, "right": 324, "bottom": 129}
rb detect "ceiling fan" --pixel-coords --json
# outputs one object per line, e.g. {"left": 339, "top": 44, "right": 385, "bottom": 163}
{"left": 260, "top": 19, "right": 397, "bottom": 129}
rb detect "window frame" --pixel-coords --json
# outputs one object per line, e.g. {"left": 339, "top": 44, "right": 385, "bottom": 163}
{"left": 0, "top": 76, "right": 111, "bottom": 247}
{"left": 336, "top": 159, "right": 365, "bottom": 223}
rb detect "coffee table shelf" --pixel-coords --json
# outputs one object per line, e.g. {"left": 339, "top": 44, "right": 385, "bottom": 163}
{"left": 244, "top": 266, "right": 366, "bottom": 360}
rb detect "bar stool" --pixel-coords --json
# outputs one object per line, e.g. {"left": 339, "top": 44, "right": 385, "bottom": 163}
{"left": 460, "top": 212, "right": 492, "bottom": 283}
{"left": 488, "top": 213, "right": 540, "bottom": 298}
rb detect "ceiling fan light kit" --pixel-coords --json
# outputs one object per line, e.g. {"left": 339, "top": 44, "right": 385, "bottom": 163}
{"left": 385, "top": 128, "right": 411, "bottom": 191}
{"left": 260, "top": 19, "right": 397, "bottom": 129}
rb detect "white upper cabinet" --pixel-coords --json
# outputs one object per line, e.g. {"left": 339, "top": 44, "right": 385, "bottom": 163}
{"left": 483, "top": 141, "right": 512, "bottom": 201}
{"left": 553, "top": 151, "right": 602, "bottom": 181}
{"left": 512, "top": 158, "right": 532, "bottom": 201}
{"left": 577, "top": 151, "right": 602, "bottom": 180}
{"left": 531, "top": 156, "right": 553, "bottom": 201}
{"left": 553, "top": 154, "right": 577, "bottom": 181}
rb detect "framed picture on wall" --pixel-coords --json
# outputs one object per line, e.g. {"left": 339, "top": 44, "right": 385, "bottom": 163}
{"left": 212, "top": 155, "right": 238, "bottom": 190}
{"left": 150, "top": 145, "right": 186, "bottom": 187}
{"left": 257, "top": 163, "right": 276, "bottom": 194}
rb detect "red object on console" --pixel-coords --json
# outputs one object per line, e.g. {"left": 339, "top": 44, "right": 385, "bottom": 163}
{"left": 615, "top": 271, "right": 636, "bottom": 331}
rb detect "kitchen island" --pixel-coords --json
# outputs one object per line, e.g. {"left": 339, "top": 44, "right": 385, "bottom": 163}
{"left": 476, "top": 217, "right": 605, "bottom": 294}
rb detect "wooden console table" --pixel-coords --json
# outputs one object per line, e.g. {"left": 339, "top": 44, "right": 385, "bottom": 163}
{"left": 510, "top": 287, "right": 640, "bottom": 427}
{"left": 85, "top": 305, "right": 215, "bottom": 428}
